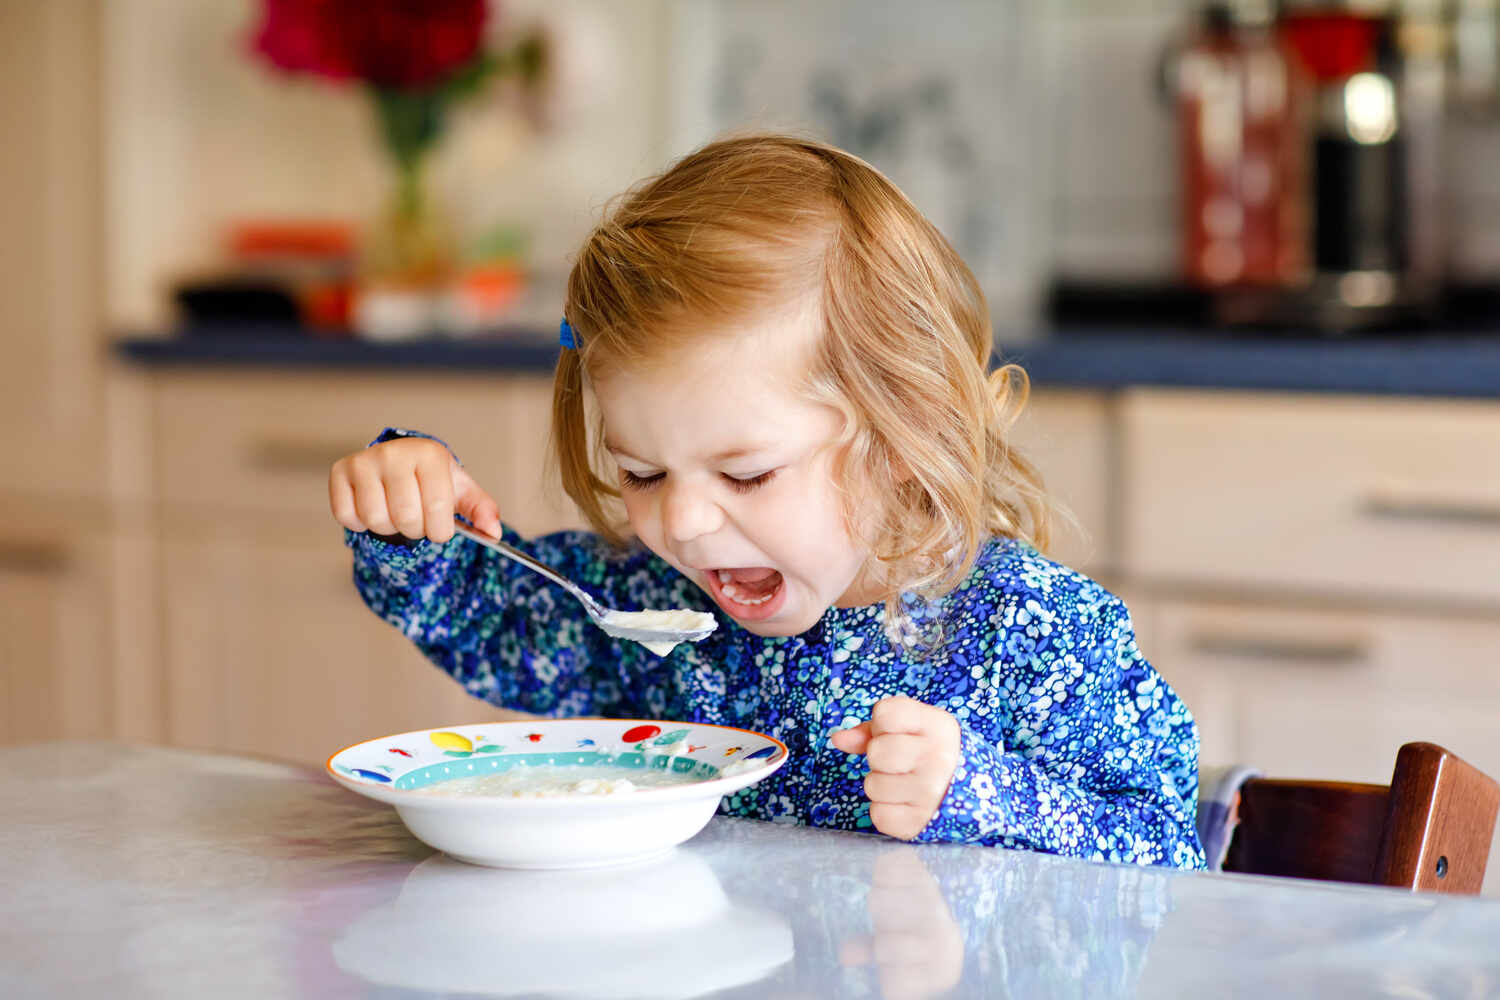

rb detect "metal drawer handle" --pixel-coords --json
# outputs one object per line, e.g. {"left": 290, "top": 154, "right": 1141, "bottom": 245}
{"left": 0, "top": 541, "right": 70, "bottom": 575}
{"left": 247, "top": 438, "right": 354, "bottom": 473}
{"left": 1360, "top": 492, "right": 1500, "bottom": 528}
{"left": 1186, "top": 632, "right": 1371, "bottom": 665}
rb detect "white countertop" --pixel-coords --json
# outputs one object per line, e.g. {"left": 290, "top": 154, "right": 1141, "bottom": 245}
{"left": 5, "top": 742, "right": 1500, "bottom": 998}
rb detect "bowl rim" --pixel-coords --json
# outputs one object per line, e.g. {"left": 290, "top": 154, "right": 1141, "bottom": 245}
{"left": 325, "top": 718, "right": 790, "bottom": 810}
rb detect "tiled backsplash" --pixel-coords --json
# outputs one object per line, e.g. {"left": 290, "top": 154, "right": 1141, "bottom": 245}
{"left": 1043, "top": 2, "right": 1185, "bottom": 282}
{"left": 667, "top": 0, "right": 1052, "bottom": 325}
{"left": 102, "top": 0, "right": 1500, "bottom": 332}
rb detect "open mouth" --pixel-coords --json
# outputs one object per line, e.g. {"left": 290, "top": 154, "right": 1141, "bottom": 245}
{"left": 705, "top": 567, "right": 787, "bottom": 621}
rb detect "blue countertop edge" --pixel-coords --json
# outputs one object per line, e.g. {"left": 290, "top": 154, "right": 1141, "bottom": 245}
{"left": 114, "top": 325, "right": 1500, "bottom": 399}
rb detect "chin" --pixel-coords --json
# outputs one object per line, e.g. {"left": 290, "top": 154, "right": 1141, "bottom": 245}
{"left": 734, "top": 614, "right": 823, "bottom": 639}
{"left": 731, "top": 590, "right": 833, "bottom": 638}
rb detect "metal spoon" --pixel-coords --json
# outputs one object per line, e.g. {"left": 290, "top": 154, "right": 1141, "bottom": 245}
{"left": 451, "top": 518, "right": 717, "bottom": 652}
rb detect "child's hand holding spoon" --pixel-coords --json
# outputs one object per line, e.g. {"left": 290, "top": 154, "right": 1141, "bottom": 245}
{"left": 329, "top": 436, "right": 500, "bottom": 542}
{"left": 329, "top": 437, "right": 715, "bottom": 654}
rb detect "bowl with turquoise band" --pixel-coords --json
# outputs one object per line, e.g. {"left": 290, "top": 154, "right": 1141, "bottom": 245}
{"left": 327, "top": 718, "right": 788, "bottom": 869}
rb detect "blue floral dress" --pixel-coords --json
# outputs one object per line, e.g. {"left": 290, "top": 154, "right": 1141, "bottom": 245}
{"left": 345, "top": 441, "right": 1206, "bottom": 871}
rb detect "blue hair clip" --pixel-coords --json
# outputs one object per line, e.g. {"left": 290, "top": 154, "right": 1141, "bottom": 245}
{"left": 559, "top": 318, "right": 578, "bottom": 350}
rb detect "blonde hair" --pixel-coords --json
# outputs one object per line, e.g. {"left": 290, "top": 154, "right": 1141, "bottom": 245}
{"left": 554, "top": 132, "right": 1050, "bottom": 621}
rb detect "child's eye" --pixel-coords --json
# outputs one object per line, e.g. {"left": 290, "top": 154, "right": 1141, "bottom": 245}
{"left": 722, "top": 469, "right": 778, "bottom": 494}
{"left": 620, "top": 470, "right": 664, "bottom": 491}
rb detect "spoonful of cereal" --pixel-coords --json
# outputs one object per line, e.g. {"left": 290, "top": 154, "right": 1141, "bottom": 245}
{"left": 452, "top": 518, "right": 717, "bottom": 656}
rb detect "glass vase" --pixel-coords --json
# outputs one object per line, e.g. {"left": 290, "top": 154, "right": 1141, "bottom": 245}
{"left": 353, "top": 159, "right": 457, "bottom": 340}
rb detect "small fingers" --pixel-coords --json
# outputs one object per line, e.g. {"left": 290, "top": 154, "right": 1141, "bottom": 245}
{"left": 837, "top": 936, "right": 874, "bottom": 967}
{"left": 865, "top": 732, "right": 925, "bottom": 775}
{"left": 864, "top": 771, "right": 922, "bottom": 807}
{"left": 461, "top": 493, "right": 502, "bottom": 538}
{"left": 382, "top": 468, "right": 427, "bottom": 539}
{"left": 350, "top": 460, "right": 397, "bottom": 536}
{"left": 869, "top": 695, "right": 932, "bottom": 737}
{"left": 452, "top": 463, "right": 503, "bottom": 537}
{"left": 868, "top": 930, "right": 937, "bottom": 967}
{"left": 868, "top": 802, "right": 932, "bottom": 842}
{"left": 414, "top": 450, "right": 456, "bottom": 542}
{"left": 829, "top": 722, "right": 872, "bottom": 756}
{"left": 328, "top": 460, "right": 364, "bottom": 532}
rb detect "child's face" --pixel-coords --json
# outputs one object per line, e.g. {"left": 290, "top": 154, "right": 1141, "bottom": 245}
{"left": 592, "top": 295, "right": 878, "bottom": 637}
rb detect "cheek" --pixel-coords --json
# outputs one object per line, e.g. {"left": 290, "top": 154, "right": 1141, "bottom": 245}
{"left": 619, "top": 491, "right": 659, "bottom": 543}
{"left": 763, "top": 469, "right": 859, "bottom": 554}
{"left": 804, "top": 456, "right": 859, "bottom": 538}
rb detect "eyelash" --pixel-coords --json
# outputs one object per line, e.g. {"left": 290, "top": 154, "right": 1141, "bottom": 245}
{"left": 620, "top": 469, "right": 779, "bottom": 494}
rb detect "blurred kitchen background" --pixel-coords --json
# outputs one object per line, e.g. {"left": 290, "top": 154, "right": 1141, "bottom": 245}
{"left": 5, "top": 0, "right": 1500, "bottom": 886}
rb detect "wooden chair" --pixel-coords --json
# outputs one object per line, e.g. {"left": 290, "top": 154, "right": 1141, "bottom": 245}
{"left": 1223, "top": 742, "right": 1500, "bottom": 894}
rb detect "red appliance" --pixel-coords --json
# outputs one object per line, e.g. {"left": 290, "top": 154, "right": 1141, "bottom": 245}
{"left": 1168, "top": 1, "right": 1455, "bottom": 331}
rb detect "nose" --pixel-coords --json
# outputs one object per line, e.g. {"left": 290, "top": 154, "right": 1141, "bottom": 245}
{"left": 661, "top": 477, "right": 725, "bottom": 544}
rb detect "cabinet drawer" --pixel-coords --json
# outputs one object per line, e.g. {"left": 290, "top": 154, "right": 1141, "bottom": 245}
{"left": 0, "top": 495, "right": 115, "bottom": 745}
{"left": 1142, "top": 598, "right": 1500, "bottom": 783}
{"left": 152, "top": 370, "right": 579, "bottom": 537}
{"left": 1121, "top": 389, "right": 1500, "bottom": 605}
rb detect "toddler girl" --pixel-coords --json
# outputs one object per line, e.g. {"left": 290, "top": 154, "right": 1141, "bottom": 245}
{"left": 329, "top": 133, "right": 1205, "bottom": 869}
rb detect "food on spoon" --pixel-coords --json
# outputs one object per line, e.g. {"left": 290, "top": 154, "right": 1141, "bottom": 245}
{"left": 601, "top": 607, "right": 717, "bottom": 656}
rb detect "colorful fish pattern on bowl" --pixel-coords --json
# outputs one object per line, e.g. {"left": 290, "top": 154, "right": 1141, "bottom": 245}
{"left": 326, "top": 719, "right": 789, "bottom": 868}
{"left": 330, "top": 720, "right": 783, "bottom": 791}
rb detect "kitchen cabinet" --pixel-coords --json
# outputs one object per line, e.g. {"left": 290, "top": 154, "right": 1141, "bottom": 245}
{"left": 1139, "top": 599, "right": 1500, "bottom": 784}
{"left": 1121, "top": 389, "right": 1500, "bottom": 606}
{"left": 0, "top": 3, "right": 163, "bottom": 754}
{"left": 0, "top": 499, "right": 115, "bottom": 744}
{"left": 1119, "top": 388, "right": 1500, "bottom": 893}
{"left": 146, "top": 371, "right": 569, "bottom": 764}
{"left": 158, "top": 519, "right": 506, "bottom": 764}
{"left": 0, "top": 2, "right": 110, "bottom": 500}
{"left": 150, "top": 370, "right": 577, "bottom": 537}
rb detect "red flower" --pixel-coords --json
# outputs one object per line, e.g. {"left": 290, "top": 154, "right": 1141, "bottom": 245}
{"left": 252, "top": 0, "right": 489, "bottom": 91}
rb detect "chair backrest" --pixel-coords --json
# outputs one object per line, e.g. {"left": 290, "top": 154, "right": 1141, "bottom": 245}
{"left": 1224, "top": 742, "right": 1500, "bottom": 894}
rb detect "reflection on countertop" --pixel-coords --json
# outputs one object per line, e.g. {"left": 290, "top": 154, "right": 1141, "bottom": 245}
{"left": 6, "top": 743, "right": 1500, "bottom": 999}
{"left": 115, "top": 324, "right": 1500, "bottom": 398}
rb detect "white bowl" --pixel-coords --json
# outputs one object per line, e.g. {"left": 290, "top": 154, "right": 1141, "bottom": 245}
{"left": 327, "top": 719, "right": 788, "bottom": 869}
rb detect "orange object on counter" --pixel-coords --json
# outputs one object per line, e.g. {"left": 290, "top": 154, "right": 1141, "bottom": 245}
{"left": 440, "top": 262, "right": 527, "bottom": 334}
{"left": 227, "top": 220, "right": 357, "bottom": 332}
{"left": 229, "top": 221, "right": 355, "bottom": 258}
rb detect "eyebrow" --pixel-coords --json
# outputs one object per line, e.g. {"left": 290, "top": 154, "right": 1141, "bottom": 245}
{"left": 605, "top": 442, "right": 774, "bottom": 464}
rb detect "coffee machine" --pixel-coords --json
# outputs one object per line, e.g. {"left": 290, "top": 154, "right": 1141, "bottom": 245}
{"left": 1170, "top": 0, "right": 1497, "bottom": 332}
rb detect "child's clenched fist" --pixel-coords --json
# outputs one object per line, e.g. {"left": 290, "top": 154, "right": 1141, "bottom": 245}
{"left": 328, "top": 436, "right": 502, "bottom": 543}
{"left": 830, "top": 695, "right": 961, "bottom": 841}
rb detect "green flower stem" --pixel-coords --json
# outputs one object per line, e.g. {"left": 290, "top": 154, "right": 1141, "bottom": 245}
{"left": 396, "top": 158, "right": 424, "bottom": 221}
{"left": 362, "top": 53, "right": 504, "bottom": 283}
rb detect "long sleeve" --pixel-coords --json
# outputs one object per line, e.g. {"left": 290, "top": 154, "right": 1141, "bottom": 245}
{"left": 347, "top": 527, "right": 673, "bottom": 716}
{"left": 911, "top": 568, "right": 1205, "bottom": 870}
{"left": 343, "top": 426, "right": 722, "bottom": 717}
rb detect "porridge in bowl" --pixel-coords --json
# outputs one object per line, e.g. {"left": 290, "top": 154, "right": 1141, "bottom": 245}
{"left": 412, "top": 763, "right": 704, "bottom": 799}
{"left": 327, "top": 719, "right": 788, "bottom": 867}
